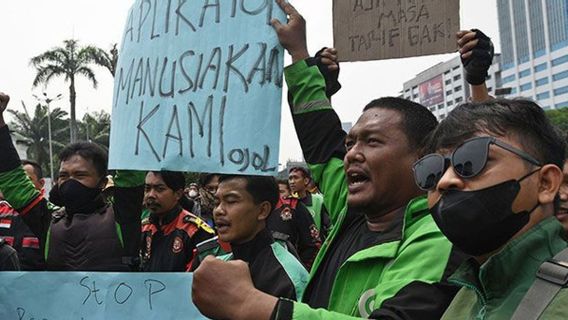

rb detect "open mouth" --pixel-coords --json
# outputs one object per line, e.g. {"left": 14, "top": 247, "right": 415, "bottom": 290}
{"left": 347, "top": 169, "right": 370, "bottom": 192}
{"left": 556, "top": 208, "right": 568, "bottom": 219}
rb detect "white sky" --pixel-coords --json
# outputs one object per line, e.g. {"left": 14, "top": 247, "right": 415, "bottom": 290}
{"left": 0, "top": 0, "right": 500, "bottom": 166}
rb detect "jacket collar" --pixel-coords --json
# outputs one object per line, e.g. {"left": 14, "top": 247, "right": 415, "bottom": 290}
{"left": 231, "top": 228, "right": 274, "bottom": 263}
{"left": 449, "top": 217, "right": 568, "bottom": 301}
{"left": 347, "top": 195, "right": 430, "bottom": 261}
{"left": 150, "top": 204, "right": 182, "bottom": 227}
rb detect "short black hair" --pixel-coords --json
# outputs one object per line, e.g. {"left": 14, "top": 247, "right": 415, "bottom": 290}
{"left": 219, "top": 175, "right": 279, "bottom": 211}
{"left": 426, "top": 99, "right": 566, "bottom": 168}
{"left": 364, "top": 97, "right": 438, "bottom": 154}
{"left": 59, "top": 142, "right": 108, "bottom": 178}
{"left": 198, "top": 173, "right": 220, "bottom": 187}
{"left": 150, "top": 171, "right": 185, "bottom": 191}
{"left": 289, "top": 166, "right": 310, "bottom": 179}
{"left": 277, "top": 179, "right": 290, "bottom": 191}
{"left": 21, "top": 159, "right": 43, "bottom": 179}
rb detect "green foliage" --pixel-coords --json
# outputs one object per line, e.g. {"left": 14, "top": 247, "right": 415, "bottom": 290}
{"left": 8, "top": 102, "right": 69, "bottom": 178}
{"left": 30, "top": 40, "right": 117, "bottom": 143}
{"left": 78, "top": 110, "right": 111, "bottom": 151}
{"left": 546, "top": 108, "right": 568, "bottom": 137}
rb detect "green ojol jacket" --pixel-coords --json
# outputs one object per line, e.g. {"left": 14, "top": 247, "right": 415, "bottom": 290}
{"left": 442, "top": 217, "right": 568, "bottom": 320}
{"left": 278, "top": 60, "right": 462, "bottom": 319}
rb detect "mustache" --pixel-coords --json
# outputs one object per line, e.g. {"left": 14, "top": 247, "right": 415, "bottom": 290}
{"left": 145, "top": 200, "right": 161, "bottom": 207}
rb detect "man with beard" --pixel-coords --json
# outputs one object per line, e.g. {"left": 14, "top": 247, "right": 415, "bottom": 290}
{"left": 192, "top": 1, "right": 466, "bottom": 319}
{"left": 141, "top": 171, "right": 214, "bottom": 271}
{"left": 0, "top": 92, "right": 144, "bottom": 271}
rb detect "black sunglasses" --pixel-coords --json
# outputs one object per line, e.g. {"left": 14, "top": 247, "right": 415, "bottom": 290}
{"left": 413, "top": 136, "right": 542, "bottom": 191}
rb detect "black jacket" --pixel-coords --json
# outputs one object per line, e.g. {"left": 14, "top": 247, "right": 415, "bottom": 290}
{"left": 267, "top": 197, "right": 321, "bottom": 270}
{"left": 0, "top": 125, "right": 144, "bottom": 271}
{"left": 222, "top": 228, "right": 309, "bottom": 300}
{"left": 141, "top": 206, "right": 215, "bottom": 272}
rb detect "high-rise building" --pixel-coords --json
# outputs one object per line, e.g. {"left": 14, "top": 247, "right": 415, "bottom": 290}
{"left": 402, "top": 55, "right": 502, "bottom": 120}
{"left": 497, "top": 0, "right": 568, "bottom": 109}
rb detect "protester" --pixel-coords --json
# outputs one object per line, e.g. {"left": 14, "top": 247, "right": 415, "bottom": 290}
{"left": 418, "top": 99, "right": 567, "bottom": 319}
{"left": 277, "top": 179, "right": 291, "bottom": 198}
{"left": 141, "top": 171, "right": 215, "bottom": 271}
{"left": 196, "top": 173, "right": 220, "bottom": 227}
{"left": 288, "top": 167, "right": 330, "bottom": 237}
{"left": 208, "top": 175, "right": 309, "bottom": 299}
{"left": 192, "top": 1, "right": 465, "bottom": 318}
{"left": 186, "top": 183, "right": 200, "bottom": 200}
{"left": 0, "top": 159, "right": 47, "bottom": 270}
{"left": 267, "top": 194, "right": 321, "bottom": 270}
{"left": 0, "top": 91, "right": 144, "bottom": 271}
{"left": 410, "top": 29, "right": 568, "bottom": 319}
{"left": 0, "top": 237, "right": 20, "bottom": 271}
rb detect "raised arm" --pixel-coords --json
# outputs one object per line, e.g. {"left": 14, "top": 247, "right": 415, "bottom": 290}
{"left": 273, "top": 0, "right": 347, "bottom": 224}
{"left": 458, "top": 29, "right": 495, "bottom": 102}
{"left": 0, "top": 92, "right": 51, "bottom": 246}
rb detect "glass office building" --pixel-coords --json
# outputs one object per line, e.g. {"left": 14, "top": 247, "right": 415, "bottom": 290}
{"left": 498, "top": 0, "right": 568, "bottom": 109}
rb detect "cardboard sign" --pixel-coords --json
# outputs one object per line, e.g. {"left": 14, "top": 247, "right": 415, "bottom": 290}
{"left": 333, "top": 0, "right": 460, "bottom": 62}
{"left": 0, "top": 272, "right": 207, "bottom": 320}
{"left": 109, "top": 0, "right": 286, "bottom": 175}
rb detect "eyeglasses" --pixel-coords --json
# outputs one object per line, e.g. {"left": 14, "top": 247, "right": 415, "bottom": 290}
{"left": 413, "top": 136, "right": 541, "bottom": 191}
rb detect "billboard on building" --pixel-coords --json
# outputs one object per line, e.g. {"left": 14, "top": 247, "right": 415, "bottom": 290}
{"left": 419, "top": 75, "right": 444, "bottom": 106}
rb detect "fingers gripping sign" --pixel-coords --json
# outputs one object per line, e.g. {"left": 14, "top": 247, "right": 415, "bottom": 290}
{"left": 271, "top": 0, "right": 309, "bottom": 63}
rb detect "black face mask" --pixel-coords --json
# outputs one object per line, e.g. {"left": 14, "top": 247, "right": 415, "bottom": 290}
{"left": 59, "top": 179, "right": 104, "bottom": 214}
{"left": 431, "top": 171, "right": 539, "bottom": 256}
{"left": 48, "top": 184, "right": 64, "bottom": 207}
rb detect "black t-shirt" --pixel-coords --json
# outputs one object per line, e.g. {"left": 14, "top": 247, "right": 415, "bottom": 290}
{"left": 302, "top": 208, "right": 404, "bottom": 309}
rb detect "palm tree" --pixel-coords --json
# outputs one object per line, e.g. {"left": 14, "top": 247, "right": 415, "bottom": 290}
{"left": 78, "top": 110, "right": 111, "bottom": 150}
{"left": 8, "top": 102, "right": 69, "bottom": 177}
{"left": 30, "top": 39, "right": 110, "bottom": 143}
{"left": 93, "top": 43, "right": 119, "bottom": 77}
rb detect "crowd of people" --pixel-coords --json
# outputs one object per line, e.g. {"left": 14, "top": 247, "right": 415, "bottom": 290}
{"left": 2, "top": 0, "right": 568, "bottom": 319}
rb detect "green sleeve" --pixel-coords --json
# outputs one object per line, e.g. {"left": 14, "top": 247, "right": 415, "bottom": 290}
{"left": 284, "top": 60, "right": 331, "bottom": 115}
{"left": 113, "top": 170, "right": 146, "bottom": 188}
{"left": 284, "top": 60, "right": 348, "bottom": 224}
{"left": 308, "top": 160, "right": 347, "bottom": 226}
{"left": 0, "top": 166, "right": 40, "bottom": 210}
{"left": 291, "top": 302, "right": 362, "bottom": 320}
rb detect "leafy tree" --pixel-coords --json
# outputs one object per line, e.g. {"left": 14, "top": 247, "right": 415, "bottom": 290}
{"left": 78, "top": 110, "right": 111, "bottom": 151}
{"left": 92, "top": 43, "right": 119, "bottom": 77}
{"left": 546, "top": 108, "right": 568, "bottom": 137}
{"left": 30, "top": 39, "right": 111, "bottom": 143}
{"left": 8, "top": 102, "right": 69, "bottom": 178}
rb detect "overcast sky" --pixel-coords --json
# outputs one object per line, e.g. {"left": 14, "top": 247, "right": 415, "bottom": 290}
{"left": 0, "top": 0, "right": 500, "bottom": 166}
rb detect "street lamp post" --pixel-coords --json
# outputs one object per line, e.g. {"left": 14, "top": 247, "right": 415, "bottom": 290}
{"left": 34, "top": 93, "right": 62, "bottom": 181}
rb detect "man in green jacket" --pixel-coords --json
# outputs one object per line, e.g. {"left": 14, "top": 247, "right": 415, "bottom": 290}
{"left": 409, "top": 29, "right": 568, "bottom": 319}
{"left": 192, "top": 1, "right": 464, "bottom": 319}
{"left": 416, "top": 99, "right": 568, "bottom": 320}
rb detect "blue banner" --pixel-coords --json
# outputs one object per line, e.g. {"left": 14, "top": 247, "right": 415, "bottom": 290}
{"left": 0, "top": 272, "right": 207, "bottom": 320}
{"left": 109, "top": 0, "right": 285, "bottom": 175}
